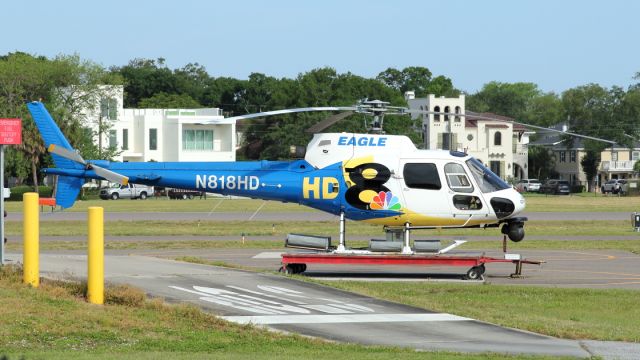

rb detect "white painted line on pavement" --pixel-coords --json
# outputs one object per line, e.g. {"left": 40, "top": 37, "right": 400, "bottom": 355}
{"left": 252, "top": 252, "right": 284, "bottom": 259}
{"left": 220, "top": 313, "right": 472, "bottom": 325}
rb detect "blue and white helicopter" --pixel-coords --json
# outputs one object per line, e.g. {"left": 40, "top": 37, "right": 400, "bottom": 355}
{"left": 28, "top": 100, "right": 607, "bottom": 254}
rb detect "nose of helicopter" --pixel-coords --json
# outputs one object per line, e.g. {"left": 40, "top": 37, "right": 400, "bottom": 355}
{"left": 512, "top": 190, "right": 526, "bottom": 215}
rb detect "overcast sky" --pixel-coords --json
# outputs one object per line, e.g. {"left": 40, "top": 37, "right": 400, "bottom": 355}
{"left": 2, "top": 0, "right": 639, "bottom": 93}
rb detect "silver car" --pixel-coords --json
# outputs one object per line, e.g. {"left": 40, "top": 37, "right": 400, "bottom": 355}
{"left": 515, "top": 179, "right": 541, "bottom": 192}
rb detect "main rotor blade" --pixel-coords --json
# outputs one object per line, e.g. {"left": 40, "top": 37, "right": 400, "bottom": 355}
{"left": 90, "top": 165, "right": 129, "bottom": 185}
{"left": 405, "top": 109, "right": 617, "bottom": 145}
{"left": 199, "top": 106, "right": 358, "bottom": 125}
{"left": 465, "top": 111, "right": 617, "bottom": 145}
{"left": 48, "top": 144, "right": 87, "bottom": 165}
{"left": 306, "top": 111, "right": 354, "bottom": 133}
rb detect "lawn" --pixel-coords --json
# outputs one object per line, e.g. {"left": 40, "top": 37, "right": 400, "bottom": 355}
{"left": 4, "top": 219, "right": 639, "bottom": 237}
{"left": 4, "top": 193, "right": 640, "bottom": 213}
{"left": 0, "top": 265, "right": 565, "bottom": 360}
{"left": 318, "top": 280, "right": 640, "bottom": 342}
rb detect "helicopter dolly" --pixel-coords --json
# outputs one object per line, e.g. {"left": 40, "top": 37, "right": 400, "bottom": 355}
{"left": 279, "top": 252, "right": 543, "bottom": 280}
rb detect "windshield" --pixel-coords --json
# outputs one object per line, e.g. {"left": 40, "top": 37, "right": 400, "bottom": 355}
{"left": 465, "top": 158, "right": 511, "bottom": 193}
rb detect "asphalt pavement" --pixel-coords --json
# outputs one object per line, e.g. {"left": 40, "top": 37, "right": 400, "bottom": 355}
{"left": 5, "top": 253, "right": 593, "bottom": 357}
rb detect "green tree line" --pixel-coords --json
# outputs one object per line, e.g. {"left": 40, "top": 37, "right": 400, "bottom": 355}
{"left": 1, "top": 52, "right": 639, "bottom": 189}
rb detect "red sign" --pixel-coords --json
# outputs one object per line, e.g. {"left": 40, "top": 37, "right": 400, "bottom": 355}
{"left": 0, "top": 118, "right": 21, "bottom": 145}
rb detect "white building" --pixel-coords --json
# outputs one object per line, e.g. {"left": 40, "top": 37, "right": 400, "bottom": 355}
{"left": 406, "top": 92, "right": 532, "bottom": 180}
{"left": 87, "top": 86, "right": 236, "bottom": 162}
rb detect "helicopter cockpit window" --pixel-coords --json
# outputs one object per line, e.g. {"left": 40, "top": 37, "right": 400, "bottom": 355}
{"left": 444, "top": 163, "right": 473, "bottom": 193}
{"left": 466, "top": 157, "right": 510, "bottom": 193}
{"left": 403, "top": 163, "right": 441, "bottom": 190}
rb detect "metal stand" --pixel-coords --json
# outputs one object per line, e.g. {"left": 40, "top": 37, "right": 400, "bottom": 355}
{"left": 402, "top": 222, "right": 413, "bottom": 254}
{"left": 511, "top": 261, "right": 523, "bottom": 278}
{"left": 502, "top": 234, "right": 507, "bottom": 253}
{"left": 336, "top": 211, "right": 346, "bottom": 252}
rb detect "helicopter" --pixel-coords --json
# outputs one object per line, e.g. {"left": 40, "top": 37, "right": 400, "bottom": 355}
{"left": 27, "top": 100, "right": 609, "bottom": 254}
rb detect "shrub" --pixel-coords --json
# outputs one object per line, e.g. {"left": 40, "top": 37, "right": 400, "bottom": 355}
{"left": 8, "top": 185, "right": 53, "bottom": 201}
{"left": 571, "top": 185, "right": 585, "bottom": 193}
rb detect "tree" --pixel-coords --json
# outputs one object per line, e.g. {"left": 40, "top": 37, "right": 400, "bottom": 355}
{"left": 113, "top": 58, "right": 176, "bottom": 107}
{"left": 138, "top": 92, "right": 201, "bottom": 108}
{"left": 527, "top": 145, "right": 557, "bottom": 179}
{"left": 466, "top": 82, "right": 541, "bottom": 120}
{"left": 376, "top": 67, "right": 458, "bottom": 97}
{"left": 580, "top": 147, "right": 602, "bottom": 192}
{"left": 0, "top": 52, "right": 120, "bottom": 188}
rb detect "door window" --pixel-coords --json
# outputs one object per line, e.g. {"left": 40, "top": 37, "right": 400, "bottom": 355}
{"left": 403, "top": 163, "right": 441, "bottom": 190}
{"left": 444, "top": 163, "right": 473, "bottom": 193}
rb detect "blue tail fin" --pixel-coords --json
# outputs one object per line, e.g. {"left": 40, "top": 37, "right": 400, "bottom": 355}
{"left": 27, "top": 101, "right": 83, "bottom": 209}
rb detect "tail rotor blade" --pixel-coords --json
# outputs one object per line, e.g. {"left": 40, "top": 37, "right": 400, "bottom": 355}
{"left": 91, "top": 165, "right": 129, "bottom": 185}
{"left": 48, "top": 144, "right": 87, "bottom": 165}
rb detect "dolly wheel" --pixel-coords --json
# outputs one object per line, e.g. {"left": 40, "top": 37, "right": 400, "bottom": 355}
{"left": 284, "top": 265, "right": 296, "bottom": 274}
{"left": 478, "top": 264, "right": 486, "bottom": 275}
{"left": 466, "top": 266, "right": 483, "bottom": 280}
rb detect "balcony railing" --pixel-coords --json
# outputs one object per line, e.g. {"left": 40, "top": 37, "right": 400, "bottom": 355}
{"left": 600, "top": 160, "right": 636, "bottom": 171}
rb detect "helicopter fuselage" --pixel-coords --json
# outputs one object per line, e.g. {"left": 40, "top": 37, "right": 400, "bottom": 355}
{"left": 45, "top": 133, "right": 526, "bottom": 231}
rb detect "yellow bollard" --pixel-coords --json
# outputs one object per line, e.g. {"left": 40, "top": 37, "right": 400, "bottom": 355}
{"left": 23, "top": 192, "right": 39, "bottom": 287}
{"left": 87, "top": 207, "right": 104, "bottom": 305}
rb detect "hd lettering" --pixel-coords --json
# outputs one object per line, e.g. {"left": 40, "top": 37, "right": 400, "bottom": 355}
{"left": 337, "top": 136, "right": 387, "bottom": 147}
{"left": 196, "top": 175, "right": 260, "bottom": 191}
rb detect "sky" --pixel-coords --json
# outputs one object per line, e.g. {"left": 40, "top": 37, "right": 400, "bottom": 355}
{"left": 2, "top": 0, "right": 639, "bottom": 94}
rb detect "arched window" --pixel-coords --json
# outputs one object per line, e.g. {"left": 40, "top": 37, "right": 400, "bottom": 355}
{"left": 444, "top": 106, "right": 450, "bottom": 121}
{"left": 434, "top": 106, "right": 440, "bottom": 121}
{"left": 494, "top": 131, "right": 502, "bottom": 146}
{"left": 455, "top": 106, "right": 461, "bottom": 122}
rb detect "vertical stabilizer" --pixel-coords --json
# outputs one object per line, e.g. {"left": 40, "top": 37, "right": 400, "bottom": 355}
{"left": 26, "top": 101, "right": 83, "bottom": 208}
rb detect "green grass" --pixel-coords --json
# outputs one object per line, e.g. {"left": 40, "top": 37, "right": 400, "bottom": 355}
{"left": 317, "top": 281, "right": 640, "bottom": 342}
{"left": 5, "top": 193, "right": 640, "bottom": 213}
{"left": 5, "top": 219, "right": 640, "bottom": 237}
{"left": 522, "top": 193, "right": 640, "bottom": 212}
{"left": 0, "top": 265, "right": 564, "bottom": 360}
{"left": 3, "top": 197, "right": 312, "bottom": 213}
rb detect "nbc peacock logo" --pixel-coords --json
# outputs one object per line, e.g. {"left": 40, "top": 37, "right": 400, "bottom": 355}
{"left": 369, "top": 191, "right": 401, "bottom": 211}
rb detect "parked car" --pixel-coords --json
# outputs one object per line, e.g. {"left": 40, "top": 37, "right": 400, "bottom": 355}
{"left": 167, "top": 188, "right": 203, "bottom": 200}
{"left": 540, "top": 179, "right": 570, "bottom": 195}
{"left": 515, "top": 179, "right": 541, "bottom": 192}
{"left": 601, "top": 179, "right": 627, "bottom": 194}
{"left": 99, "top": 183, "right": 154, "bottom": 200}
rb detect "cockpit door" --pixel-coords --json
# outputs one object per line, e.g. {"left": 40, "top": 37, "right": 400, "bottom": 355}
{"left": 442, "top": 162, "right": 489, "bottom": 221}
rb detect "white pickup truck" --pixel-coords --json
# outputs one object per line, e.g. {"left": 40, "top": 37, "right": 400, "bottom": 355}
{"left": 99, "top": 184, "right": 154, "bottom": 200}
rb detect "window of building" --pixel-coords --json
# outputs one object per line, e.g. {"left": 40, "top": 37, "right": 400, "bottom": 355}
{"left": 444, "top": 106, "right": 450, "bottom": 121}
{"left": 612, "top": 151, "right": 618, "bottom": 162}
{"left": 434, "top": 106, "right": 440, "bottom": 121}
{"left": 122, "top": 129, "right": 129, "bottom": 150}
{"left": 108, "top": 130, "right": 117, "bottom": 148}
{"left": 570, "top": 150, "right": 576, "bottom": 162}
{"left": 444, "top": 163, "right": 473, "bottom": 193}
{"left": 182, "top": 129, "right": 214, "bottom": 151}
{"left": 490, "top": 160, "right": 502, "bottom": 178}
{"left": 467, "top": 134, "right": 474, "bottom": 141}
{"left": 403, "top": 163, "right": 441, "bottom": 190}
{"left": 149, "top": 128, "right": 157, "bottom": 150}
{"left": 100, "top": 98, "right": 118, "bottom": 120}
{"left": 455, "top": 106, "right": 461, "bottom": 122}
{"left": 559, "top": 151, "right": 566, "bottom": 163}
{"left": 494, "top": 131, "right": 502, "bottom": 146}
{"left": 633, "top": 151, "right": 640, "bottom": 161}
